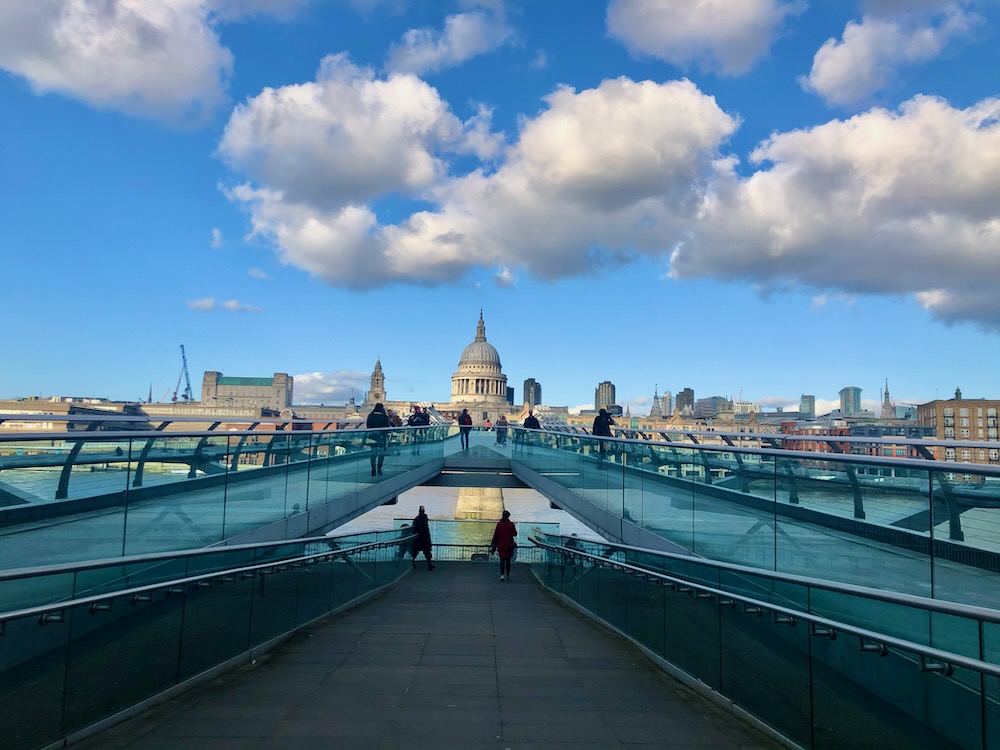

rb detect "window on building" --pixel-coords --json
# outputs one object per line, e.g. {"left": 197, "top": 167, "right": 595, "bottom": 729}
{"left": 961, "top": 429, "right": 970, "bottom": 438}
{"left": 944, "top": 408, "right": 954, "bottom": 417}
{"left": 961, "top": 450, "right": 971, "bottom": 460}
{"left": 896, "top": 448, "right": 906, "bottom": 456}
{"left": 960, "top": 408, "right": 969, "bottom": 417}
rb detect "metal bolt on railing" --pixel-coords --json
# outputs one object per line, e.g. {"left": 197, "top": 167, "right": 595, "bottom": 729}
{"left": 919, "top": 655, "right": 953, "bottom": 676}
{"left": 39, "top": 611, "right": 64, "bottom": 625}
{"left": 772, "top": 613, "right": 795, "bottom": 627}
{"left": 197, "top": 581, "right": 213, "bottom": 589}
{"left": 696, "top": 591, "right": 714, "bottom": 600}
{"left": 89, "top": 602, "right": 112, "bottom": 614}
{"left": 222, "top": 575, "right": 236, "bottom": 583}
{"left": 859, "top": 638, "right": 888, "bottom": 656}
{"left": 718, "top": 597, "right": 736, "bottom": 608}
{"left": 811, "top": 623, "right": 837, "bottom": 639}
{"left": 742, "top": 604, "right": 763, "bottom": 616}
{"left": 131, "top": 593, "right": 152, "bottom": 604}
{"left": 167, "top": 586, "right": 185, "bottom": 596}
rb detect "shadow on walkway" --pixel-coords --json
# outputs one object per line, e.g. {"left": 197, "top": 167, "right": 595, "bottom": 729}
{"left": 75, "top": 563, "right": 783, "bottom": 749}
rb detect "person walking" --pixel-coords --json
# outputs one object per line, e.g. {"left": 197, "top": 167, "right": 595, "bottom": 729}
{"left": 458, "top": 408, "right": 472, "bottom": 450}
{"left": 411, "top": 505, "right": 435, "bottom": 570}
{"left": 490, "top": 510, "right": 517, "bottom": 581}
{"left": 495, "top": 415, "right": 508, "bottom": 446}
{"left": 592, "top": 407, "right": 616, "bottom": 465}
{"left": 366, "top": 403, "right": 391, "bottom": 476}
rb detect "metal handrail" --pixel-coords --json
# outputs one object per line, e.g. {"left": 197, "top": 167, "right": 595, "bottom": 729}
{"left": 0, "top": 534, "right": 417, "bottom": 624}
{"left": 0, "top": 530, "right": 405, "bottom": 582}
{"left": 537, "top": 534, "right": 1000, "bottom": 624}
{"left": 530, "top": 536, "right": 1000, "bottom": 679}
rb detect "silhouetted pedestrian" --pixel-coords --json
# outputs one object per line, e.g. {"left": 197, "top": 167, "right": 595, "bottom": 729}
{"left": 411, "top": 505, "right": 435, "bottom": 570}
{"left": 490, "top": 510, "right": 517, "bottom": 581}
{"left": 366, "top": 403, "right": 391, "bottom": 476}
{"left": 592, "top": 407, "right": 616, "bottom": 464}
{"left": 495, "top": 415, "right": 508, "bottom": 446}
{"left": 458, "top": 408, "right": 472, "bottom": 450}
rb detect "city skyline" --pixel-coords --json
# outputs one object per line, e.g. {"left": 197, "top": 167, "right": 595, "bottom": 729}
{"left": 2, "top": 2, "right": 999, "bottom": 412}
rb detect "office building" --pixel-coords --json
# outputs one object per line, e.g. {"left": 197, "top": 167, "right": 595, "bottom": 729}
{"left": 800, "top": 395, "right": 816, "bottom": 419}
{"left": 676, "top": 388, "right": 695, "bottom": 415}
{"left": 202, "top": 372, "right": 293, "bottom": 411}
{"left": 523, "top": 378, "right": 542, "bottom": 409}
{"left": 839, "top": 386, "right": 862, "bottom": 417}
{"left": 595, "top": 381, "right": 616, "bottom": 411}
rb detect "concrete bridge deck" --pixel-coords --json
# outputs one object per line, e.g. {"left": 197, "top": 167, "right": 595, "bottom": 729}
{"left": 73, "top": 563, "right": 781, "bottom": 750}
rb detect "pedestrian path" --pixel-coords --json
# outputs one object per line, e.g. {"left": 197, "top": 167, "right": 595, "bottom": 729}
{"left": 74, "top": 563, "right": 783, "bottom": 749}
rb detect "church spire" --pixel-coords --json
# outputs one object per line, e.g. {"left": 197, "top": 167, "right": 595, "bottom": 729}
{"left": 475, "top": 310, "right": 486, "bottom": 342}
{"left": 880, "top": 379, "right": 894, "bottom": 420}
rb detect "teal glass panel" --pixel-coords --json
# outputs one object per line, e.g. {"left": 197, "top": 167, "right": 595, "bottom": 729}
{"left": 986, "top": 673, "right": 1000, "bottom": 750}
{"left": 248, "top": 566, "right": 300, "bottom": 646}
{"left": 178, "top": 577, "right": 253, "bottom": 680}
{"left": 295, "top": 559, "right": 334, "bottom": 625}
{"left": 809, "top": 635, "right": 964, "bottom": 750}
{"left": 662, "top": 584, "right": 720, "bottom": 690}
{"left": 0, "top": 614, "right": 69, "bottom": 750}
{"left": 62, "top": 590, "right": 184, "bottom": 736}
{"left": 809, "top": 588, "right": 931, "bottom": 645}
{"left": 718, "top": 604, "right": 810, "bottom": 748}
{"left": 596, "top": 566, "right": 627, "bottom": 633}
{"left": 624, "top": 575, "right": 665, "bottom": 658}
{"left": 0, "top": 570, "right": 75, "bottom": 612}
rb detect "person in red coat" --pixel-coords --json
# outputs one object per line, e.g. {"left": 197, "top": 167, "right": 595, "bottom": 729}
{"left": 490, "top": 510, "right": 517, "bottom": 581}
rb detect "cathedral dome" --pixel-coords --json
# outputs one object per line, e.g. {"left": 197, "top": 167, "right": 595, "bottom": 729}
{"left": 457, "top": 313, "right": 501, "bottom": 369}
{"left": 459, "top": 340, "right": 501, "bottom": 367}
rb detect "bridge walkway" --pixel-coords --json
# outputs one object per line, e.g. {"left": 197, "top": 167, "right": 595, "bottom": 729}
{"left": 73, "top": 563, "right": 782, "bottom": 750}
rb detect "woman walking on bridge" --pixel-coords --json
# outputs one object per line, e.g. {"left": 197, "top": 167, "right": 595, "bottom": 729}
{"left": 490, "top": 510, "right": 517, "bottom": 582}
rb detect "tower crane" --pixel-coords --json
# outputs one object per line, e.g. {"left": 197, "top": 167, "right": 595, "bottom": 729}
{"left": 172, "top": 345, "right": 194, "bottom": 402}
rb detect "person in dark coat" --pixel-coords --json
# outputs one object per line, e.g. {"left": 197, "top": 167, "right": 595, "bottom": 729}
{"left": 366, "top": 403, "right": 391, "bottom": 476}
{"left": 458, "top": 408, "right": 472, "bottom": 450}
{"left": 523, "top": 412, "right": 540, "bottom": 429}
{"left": 490, "top": 510, "right": 517, "bottom": 581}
{"left": 411, "top": 505, "right": 435, "bottom": 570}
{"left": 592, "top": 408, "right": 616, "bottom": 463}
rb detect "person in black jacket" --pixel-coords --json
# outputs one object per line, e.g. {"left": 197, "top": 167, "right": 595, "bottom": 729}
{"left": 592, "top": 408, "right": 616, "bottom": 463}
{"left": 411, "top": 505, "right": 435, "bottom": 570}
{"left": 458, "top": 408, "right": 472, "bottom": 450}
{"left": 366, "top": 403, "right": 391, "bottom": 476}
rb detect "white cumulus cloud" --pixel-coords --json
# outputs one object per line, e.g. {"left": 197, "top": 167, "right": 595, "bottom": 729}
{"left": 218, "top": 54, "right": 498, "bottom": 214}
{"left": 0, "top": 0, "right": 309, "bottom": 123}
{"left": 802, "top": 6, "right": 980, "bottom": 106}
{"left": 293, "top": 370, "right": 370, "bottom": 404}
{"left": 671, "top": 95, "right": 1000, "bottom": 329}
{"left": 221, "top": 73, "right": 737, "bottom": 287}
{"left": 386, "top": 2, "right": 514, "bottom": 74}
{"left": 606, "top": 0, "right": 803, "bottom": 75}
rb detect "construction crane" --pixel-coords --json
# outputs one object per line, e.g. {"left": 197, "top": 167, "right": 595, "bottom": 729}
{"left": 172, "top": 345, "right": 194, "bottom": 402}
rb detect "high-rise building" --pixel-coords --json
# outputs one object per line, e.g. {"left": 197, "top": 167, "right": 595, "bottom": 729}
{"left": 662, "top": 390, "right": 673, "bottom": 416}
{"left": 523, "top": 378, "right": 542, "bottom": 409}
{"left": 800, "top": 394, "right": 816, "bottom": 419}
{"left": 595, "top": 381, "right": 616, "bottom": 411}
{"left": 676, "top": 387, "right": 695, "bottom": 415}
{"left": 506, "top": 387, "right": 515, "bottom": 406}
{"left": 694, "top": 396, "right": 731, "bottom": 419}
{"left": 839, "top": 386, "right": 862, "bottom": 417}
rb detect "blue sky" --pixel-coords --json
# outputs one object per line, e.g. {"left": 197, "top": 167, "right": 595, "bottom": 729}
{"left": 2, "top": 0, "right": 999, "bottom": 415}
